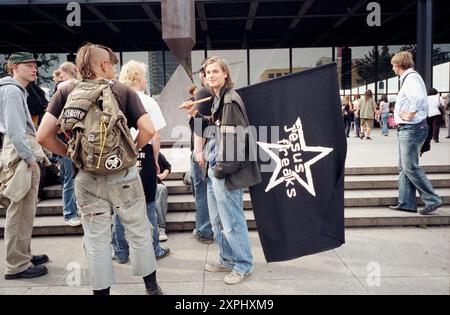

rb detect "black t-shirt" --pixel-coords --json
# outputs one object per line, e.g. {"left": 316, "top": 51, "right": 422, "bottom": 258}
{"left": 137, "top": 144, "right": 157, "bottom": 203}
{"left": 157, "top": 153, "right": 171, "bottom": 184}
{"left": 189, "top": 87, "right": 213, "bottom": 151}
{"left": 47, "top": 80, "right": 146, "bottom": 129}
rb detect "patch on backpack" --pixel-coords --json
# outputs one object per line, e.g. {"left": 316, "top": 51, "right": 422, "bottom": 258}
{"left": 63, "top": 108, "right": 87, "bottom": 121}
{"left": 105, "top": 155, "right": 122, "bottom": 170}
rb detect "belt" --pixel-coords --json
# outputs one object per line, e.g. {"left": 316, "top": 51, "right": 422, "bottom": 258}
{"left": 398, "top": 120, "right": 426, "bottom": 127}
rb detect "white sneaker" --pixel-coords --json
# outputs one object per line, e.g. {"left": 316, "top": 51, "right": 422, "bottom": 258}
{"left": 159, "top": 230, "right": 168, "bottom": 242}
{"left": 64, "top": 217, "right": 82, "bottom": 227}
{"left": 224, "top": 270, "right": 251, "bottom": 285}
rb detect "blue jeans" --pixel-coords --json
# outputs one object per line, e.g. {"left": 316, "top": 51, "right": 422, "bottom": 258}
{"left": 58, "top": 156, "right": 78, "bottom": 220}
{"left": 155, "top": 184, "right": 168, "bottom": 229}
{"left": 447, "top": 114, "right": 450, "bottom": 137}
{"left": 381, "top": 113, "right": 389, "bottom": 135}
{"left": 112, "top": 201, "right": 165, "bottom": 261}
{"left": 206, "top": 167, "right": 253, "bottom": 276}
{"left": 191, "top": 160, "right": 213, "bottom": 240}
{"left": 397, "top": 121, "right": 442, "bottom": 210}
{"left": 354, "top": 117, "right": 361, "bottom": 137}
{"left": 344, "top": 118, "right": 352, "bottom": 137}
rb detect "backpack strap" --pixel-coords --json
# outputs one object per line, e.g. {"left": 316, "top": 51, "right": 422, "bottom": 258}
{"left": 400, "top": 71, "right": 417, "bottom": 89}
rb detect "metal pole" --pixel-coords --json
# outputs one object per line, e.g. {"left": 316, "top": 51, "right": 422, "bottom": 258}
{"left": 374, "top": 45, "right": 379, "bottom": 101}
{"left": 162, "top": 47, "right": 167, "bottom": 86}
{"left": 247, "top": 48, "right": 250, "bottom": 86}
{"left": 416, "top": 0, "right": 434, "bottom": 90}
{"left": 289, "top": 47, "right": 293, "bottom": 73}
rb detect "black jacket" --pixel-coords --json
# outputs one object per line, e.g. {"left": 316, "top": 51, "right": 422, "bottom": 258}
{"left": 210, "top": 88, "right": 261, "bottom": 190}
{"left": 26, "top": 82, "right": 48, "bottom": 116}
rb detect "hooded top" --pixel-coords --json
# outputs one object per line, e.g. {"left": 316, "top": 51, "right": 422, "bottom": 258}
{"left": 0, "top": 76, "right": 37, "bottom": 165}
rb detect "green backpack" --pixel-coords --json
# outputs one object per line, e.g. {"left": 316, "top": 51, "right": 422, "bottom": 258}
{"left": 57, "top": 80, "right": 138, "bottom": 175}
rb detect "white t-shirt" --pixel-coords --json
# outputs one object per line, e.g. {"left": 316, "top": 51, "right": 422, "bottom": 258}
{"left": 130, "top": 91, "right": 166, "bottom": 140}
{"left": 427, "top": 94, "right": 441, "bottom": 117}
{"left": 394, "top": 69, "right": 428, "bottom": 124}
{"left": 353, "top": 99, "right": 360, "bottom": 118}
{"left": 380, "top": 101, "right": 390, "bottom": 114}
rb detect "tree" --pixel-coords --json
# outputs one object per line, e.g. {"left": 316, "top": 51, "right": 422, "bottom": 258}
{"left": 354, "top": 45, "right": 394, "bottom": 85}
{"left": 378, "top": 45, "right": 394, "bottom": 79}
{"left": 0, "top": 54, "right": 10, "bottom": 78}
{"left": 399, "top": 44, "right": 450, "bottom": 66}
{"left": 0, "top": 53, "right": 60, "bottom": 84}
{"left": 432, "top": 47, "right": 450, "bottom": 65}
{"left": 354, "top": 44, "right": 450, "bottom": 86}
{"left": 36, "top": 53, "right": 60, "bottom": 86}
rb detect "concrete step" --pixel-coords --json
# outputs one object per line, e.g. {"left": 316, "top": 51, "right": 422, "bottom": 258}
{"left": 165, "top": 164, "right": 450, "bottom": 179}
{"left": 1, "top": 206, "right": 449, "bottom": 237}
{"left": 344, "top": 173, "right": 450, "bottom": 190}
{"left": 165, "top": 206, "right": 450, "bottom": 230}
{"left": 41, "top": 173, "right": 450, "bottom": 198}
{"left": 343, "top": 165, "right": 450, "bottom": 175}
{"left": 3, "top": 188, "right": 450, "bottom": 217}
{"left": 42, "top": 180, "right": 193, "bottom": 198}
{"left": 343, "top": 188, "right": 450, "bottom": 207}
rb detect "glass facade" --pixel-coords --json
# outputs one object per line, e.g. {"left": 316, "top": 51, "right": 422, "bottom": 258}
{"left": 249, "top": 49, "right": 289, "bottom": 84}
{"left": 433, "top": 43, "right": 450, "bottom": 96}
{"left": 346, "top": 44, "right": 450, "bottom": 101}
{"left": 293, "top": 47, "right": 333, "bottom": 71}
{"left": 1, "top": 43, "right": 449, "bottom": 101}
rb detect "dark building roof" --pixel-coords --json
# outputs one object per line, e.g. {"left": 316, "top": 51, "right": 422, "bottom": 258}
{"left": 0, "top": 0, "right": 449, "bottom": 53}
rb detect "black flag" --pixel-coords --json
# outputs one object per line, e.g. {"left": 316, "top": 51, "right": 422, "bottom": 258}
{"left": 238, "top": 63, "right": 346, "bottom": 262}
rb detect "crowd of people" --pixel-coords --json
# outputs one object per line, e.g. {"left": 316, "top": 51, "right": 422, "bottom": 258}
{"left": 341, "top": 85, "right": 449, "bottom": 141}
{"left": 0, "top": 43, "right": 260, "bottom": 294}
{"left": 0, "top": 45, "right": 447, "bottom": 295}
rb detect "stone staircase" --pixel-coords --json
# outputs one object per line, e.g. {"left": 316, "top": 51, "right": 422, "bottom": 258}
{"left": 1, "top": 165, "right": 450, "bottom": 237}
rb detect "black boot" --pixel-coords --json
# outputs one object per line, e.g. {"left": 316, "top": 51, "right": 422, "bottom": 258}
{"left": 144, "top": 271, "right": 163, "bottom": 295}
{"left": 93, "top": 287, "right": 110, "bottom": 295}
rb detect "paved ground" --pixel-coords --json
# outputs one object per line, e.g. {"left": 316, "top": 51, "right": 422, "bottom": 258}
{"left": 0, "top": 127, "right": 449, "bottom": 295}
{"left": 0, "top": 228, "right": 448, "bottom": 295}
{"left": 162, "top": 128, "right": 450, "bottom": 172}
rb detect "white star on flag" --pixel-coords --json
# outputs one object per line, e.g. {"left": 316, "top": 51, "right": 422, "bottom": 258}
{"left": 257, "top": 117, "right": 334, "bottom": 197}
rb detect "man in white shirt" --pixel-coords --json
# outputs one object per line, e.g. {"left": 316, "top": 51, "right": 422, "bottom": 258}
{"left": 112, "top": 60, "right": 170, "bottom": 262}
{"left": 389, "top": 51, "right": 442, "bottom": 215}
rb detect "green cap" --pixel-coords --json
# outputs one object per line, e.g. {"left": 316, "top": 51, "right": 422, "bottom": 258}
{"left": 8, "top": 52, "right": 42, "bottom": 67}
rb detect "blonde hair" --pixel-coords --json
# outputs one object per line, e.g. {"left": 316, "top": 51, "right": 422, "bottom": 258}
{"left": 119, "top": 60, "right": 147, "bottom": 87}
{"left": 391, "top": 51, "right": 414, "bottom": 70}
{"left": 342, "top": 95, "right": 350, "bottom": 105}
{"left": 6, "top": 62, "right": 14, "bottom": 76}
{"left": 52, "top": 70, "right": 61, "bottom": 82}
{"left": 75, "top": 43, "right": 117, "bottom": 80}
{"left": 204, "top": 56, "right": 234, "bottom": 89}
{"left": 58, "top": 62, "right": 77, "bottom": 79}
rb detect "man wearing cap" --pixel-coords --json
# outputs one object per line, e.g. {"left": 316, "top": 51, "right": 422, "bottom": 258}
{"left": 0, "top": 52, "right": 49, "bottom": 279}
